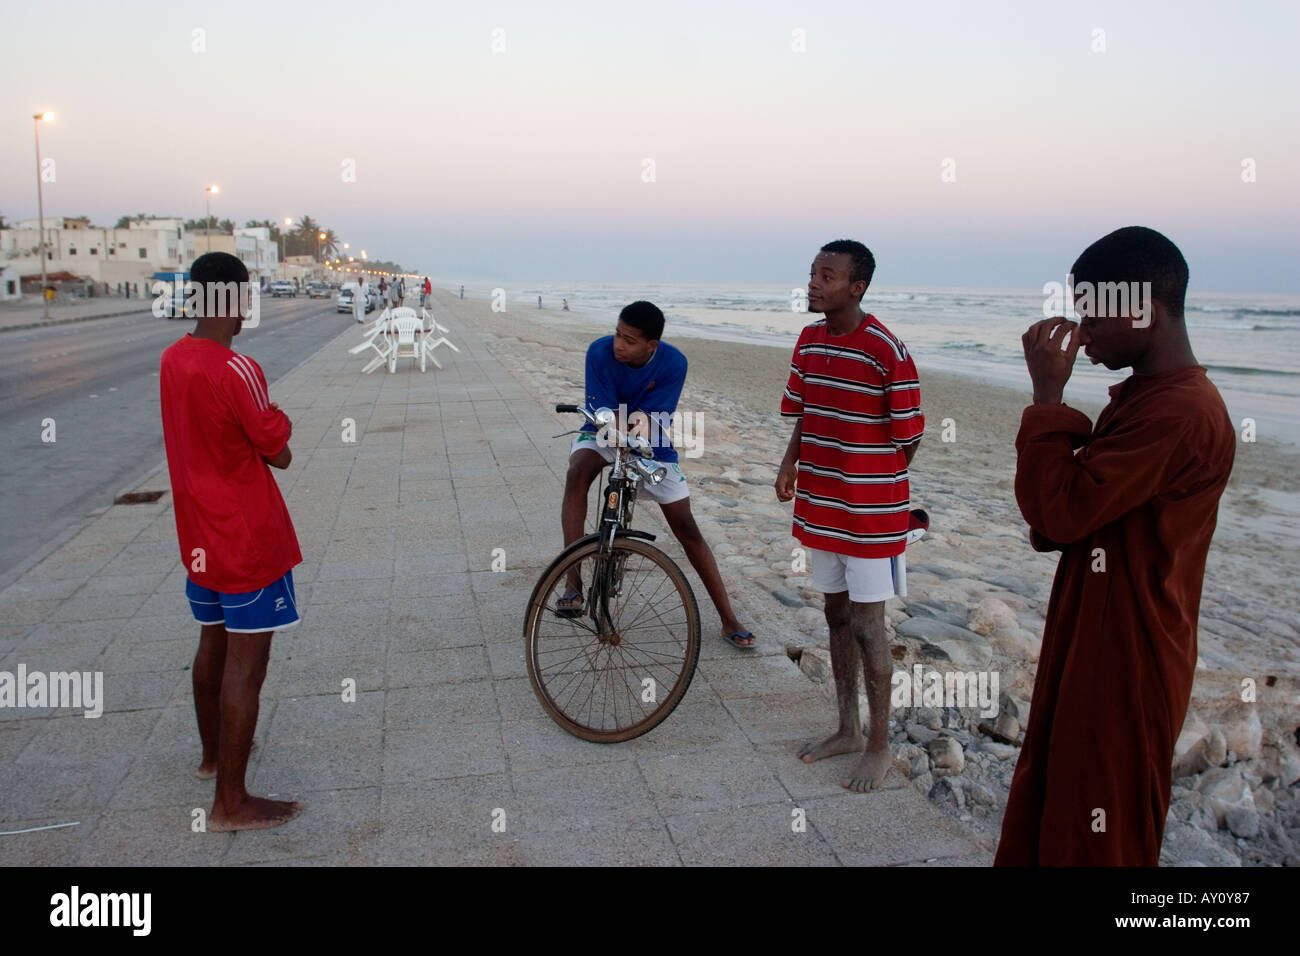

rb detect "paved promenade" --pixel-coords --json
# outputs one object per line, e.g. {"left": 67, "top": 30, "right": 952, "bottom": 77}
{"left": 0, "top": 291, "right": 989, "bottom": 865}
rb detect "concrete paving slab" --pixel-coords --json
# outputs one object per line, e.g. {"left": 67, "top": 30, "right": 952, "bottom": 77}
{"left": 802, "top": 789, "right": 986, "bottom": 866}
{"left": 665, "top": 802, "right": 840, "bottom": 866}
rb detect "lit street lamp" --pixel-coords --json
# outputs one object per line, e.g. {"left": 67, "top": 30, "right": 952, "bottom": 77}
{"left": 33, "top": 110, "right": 54, "bottom": 320}
{"left": 204, "top": 184, "right": 220, "bottom": 252}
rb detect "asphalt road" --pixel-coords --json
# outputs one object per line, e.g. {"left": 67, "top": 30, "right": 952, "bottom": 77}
{"left": 0, "top": 295, "right": 355, "bottom": 589}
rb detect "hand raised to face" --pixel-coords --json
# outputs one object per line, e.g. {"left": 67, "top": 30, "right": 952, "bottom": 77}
{"left": 1022, "top": 317, "right": 1081, "bottom": 405}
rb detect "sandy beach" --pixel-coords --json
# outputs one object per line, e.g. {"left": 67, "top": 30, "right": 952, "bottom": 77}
{"left": 449, "top": 290, "right": 1300, "bottom": 866}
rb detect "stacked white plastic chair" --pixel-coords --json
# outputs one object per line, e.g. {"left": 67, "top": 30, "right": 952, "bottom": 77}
{"left": 420, "top": 307, "right": 461, "bottom": 370}
{"left": 348, "top": 309, "right": 393, "bottom": 374}
{"left": 388, "top": 309, "right": 426, "bottom": 373}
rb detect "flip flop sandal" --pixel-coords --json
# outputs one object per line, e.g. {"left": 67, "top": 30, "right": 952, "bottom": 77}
{"left": 724, "top": 630, "right": 756, "bottom": 650}
{"left": 554, "top": 590, "right": 584, "bottom": 619}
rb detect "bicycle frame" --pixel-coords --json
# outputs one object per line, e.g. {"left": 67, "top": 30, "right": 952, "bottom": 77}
{"left": 554, "top": 402, "right": 666, "bottom": 636}
{"left": 526, "top": 402, "right": 702, "bottom": 742}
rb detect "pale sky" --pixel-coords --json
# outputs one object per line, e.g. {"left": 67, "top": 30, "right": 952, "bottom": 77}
{"left": 4, "top": 0, "right": 1298, "bottom": 289}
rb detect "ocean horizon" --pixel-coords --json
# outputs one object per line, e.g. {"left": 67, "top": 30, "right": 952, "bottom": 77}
{"left": 435, "top": 279, "right": 1300, "bottom": 448}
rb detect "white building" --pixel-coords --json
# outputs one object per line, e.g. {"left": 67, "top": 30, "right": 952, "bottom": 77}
{"left": 1, "top": 217, "right": 278, "bottom": 293}
{"left": 2, "top": 217, "right": 185, "bottom": 293}
{"left": 182, "top": 227, "right": 279, "bottom": 283}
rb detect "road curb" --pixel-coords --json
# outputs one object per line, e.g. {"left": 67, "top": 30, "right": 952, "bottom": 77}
{"left": 0, "top": 307, "right": 147, "bottom": 334}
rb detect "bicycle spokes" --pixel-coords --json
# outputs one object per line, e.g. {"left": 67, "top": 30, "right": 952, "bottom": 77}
{"left": 530, "top": 541, "right": 699, "bottom": 740}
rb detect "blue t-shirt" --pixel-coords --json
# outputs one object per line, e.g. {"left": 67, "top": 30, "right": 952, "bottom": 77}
{"left": 581, "top": 336, "right": 687, "bottom": 463}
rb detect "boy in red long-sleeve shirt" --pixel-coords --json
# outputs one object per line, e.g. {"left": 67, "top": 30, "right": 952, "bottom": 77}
{"left": 160, "top": 252, "right": 303, "bottom": 832}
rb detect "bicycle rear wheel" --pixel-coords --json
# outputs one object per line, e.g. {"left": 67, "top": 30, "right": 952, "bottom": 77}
{"left": 524, "top": 537, "right": 701, "bottom": 743}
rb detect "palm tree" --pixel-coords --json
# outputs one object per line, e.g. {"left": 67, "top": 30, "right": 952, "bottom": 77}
{"left": 113, "top": 213, "right": 156, "bottom": 229}
{"left": 291, "top": 215, "right": 318, "bottom": 258}
{"left": 321, "top": 229, "right": 341, "bottom": 260}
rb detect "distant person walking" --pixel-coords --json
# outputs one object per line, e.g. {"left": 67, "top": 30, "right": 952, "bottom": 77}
{"left": 159, "top": 252, "right": 304, "bottom": 833}
{"left": 562, "top": 297, "right": 569, "bottom": 311}
{"left": 387, "top": 279, "right": 401, "bottom": 311}
{"left": 459, "top": 285, "right": 464, "bottom": 299}
{"left": 352, "top": 276, "right": 368, "bottom": 324}
{"left": 421, "top": 276, "right": 431, "bottom": 308}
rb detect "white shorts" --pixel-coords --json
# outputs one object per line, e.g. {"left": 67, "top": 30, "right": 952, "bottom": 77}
{"left": 570, "top": 433, "right": 690, "bottom": 505}
{"left": 810, "top": 548, "right": 906, "bottom": 603}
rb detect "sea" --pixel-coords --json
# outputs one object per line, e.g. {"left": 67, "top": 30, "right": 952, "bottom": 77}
{"left": 441, "top": 281, "right": 1300, "bottom": 447}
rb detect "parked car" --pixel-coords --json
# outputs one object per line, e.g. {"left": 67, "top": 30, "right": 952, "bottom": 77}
{"left": 269, "top": 280, "right": 297, "bottom": 298}
{"left": 159, "top": 287, "right": 194, "bottom": 319}
{"left": 306, "top": 282, "right": 330, "bottom": 299}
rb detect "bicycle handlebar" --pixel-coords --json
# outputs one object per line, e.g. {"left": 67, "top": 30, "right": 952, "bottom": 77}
{"left": 556, "top": 403, "right": 656, "bottom": 457}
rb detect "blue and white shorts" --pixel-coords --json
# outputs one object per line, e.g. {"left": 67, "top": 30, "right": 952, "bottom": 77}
{"left": 570, "top": 433, "right": 690, "bottom": 504}
{"left": 186, "top": 571, "right": 301, "bottom": 633}
{"left": 810, "top": 549, "right": 906, "bottom": 603}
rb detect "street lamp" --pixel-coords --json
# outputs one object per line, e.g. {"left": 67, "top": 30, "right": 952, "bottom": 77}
{"left": 204, "top": 184, "right": 219, "bottom": 252}
{"left": 33, "top": 110, "right": 54, "bottom": 320}
{"left": 280, "top": 217, "right": 292, "bottom": 279}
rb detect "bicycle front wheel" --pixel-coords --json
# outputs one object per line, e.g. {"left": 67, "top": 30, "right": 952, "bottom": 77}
{"left": 524, "top": 537, "right": 701, "bottom": 743}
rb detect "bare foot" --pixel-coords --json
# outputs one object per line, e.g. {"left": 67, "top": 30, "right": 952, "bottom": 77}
{"left": 798, "top": 731, "right": 865, "bottom": 763}
{"left": 209, "top": 796, "right": 303, "bottom": 832}
{"left": 196, "top": 739, "right": 258, "bottom": 780}
{"left": 842, "top": 746, "right": 892, "bottom": 792}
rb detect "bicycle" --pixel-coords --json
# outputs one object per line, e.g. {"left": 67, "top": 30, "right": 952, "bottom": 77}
{"left": 523, "top": 404, "right": 702, "bottom": 742}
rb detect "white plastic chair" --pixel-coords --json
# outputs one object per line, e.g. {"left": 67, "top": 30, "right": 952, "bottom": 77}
{"left": 349, "top": 309, "right": 397, "bottom": 372}
{"left": 388, "top": 312, "right": 426, "bottom": 373}
{"left": 345, "top": 329, "right": 390, "bottom": 374}
{"left": 420, "top": 307, "right": 462, "bottom": 370}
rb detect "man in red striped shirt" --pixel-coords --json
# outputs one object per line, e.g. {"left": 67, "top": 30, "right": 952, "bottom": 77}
{"left": 776, "top": 240, "right": 924, "bottom": 791}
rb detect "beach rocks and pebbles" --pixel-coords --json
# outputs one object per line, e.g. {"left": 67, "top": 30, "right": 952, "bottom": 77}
{"left": 481, "top": 316, "right": 1300, "bottom": 867}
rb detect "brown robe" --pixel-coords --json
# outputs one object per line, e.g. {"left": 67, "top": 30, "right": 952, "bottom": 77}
{"left": 995, "top": 365, "right": 1235, "bottom": 866}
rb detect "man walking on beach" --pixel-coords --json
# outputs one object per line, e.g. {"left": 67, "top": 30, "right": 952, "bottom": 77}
{"left": 160, "top": 252, "right": 304, "bottom": 832}
{"left": 777, "top": 240, "right": 924, "bottom": 792}
{"left": 560, "top": 300, "right": 754, "bottom": 648}
{"left": 996, "top": 226, "right": 1235, "bottom": 866}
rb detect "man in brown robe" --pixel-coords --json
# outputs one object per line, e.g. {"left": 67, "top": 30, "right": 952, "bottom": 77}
{"left": 995, "top": 226, "right": 1236, "bottom": 866}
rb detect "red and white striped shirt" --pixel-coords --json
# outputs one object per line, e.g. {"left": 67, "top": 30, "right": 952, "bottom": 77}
{"left": 780, "top": 314, "right": 923, "bottom": 558}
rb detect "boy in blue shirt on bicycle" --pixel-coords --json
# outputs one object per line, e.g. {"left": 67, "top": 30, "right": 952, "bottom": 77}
{"left": 559, "top": 301, "right": 755, "bottom": 649}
